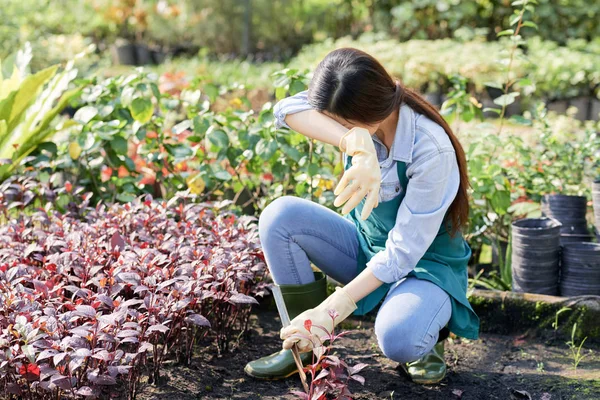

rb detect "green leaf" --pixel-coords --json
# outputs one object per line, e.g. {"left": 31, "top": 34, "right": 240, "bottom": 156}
{"left": 193, "top": 115, "right": 210, "bottom": 134}
{"left": 255, "top": 138, "right": 278, "bottom": 160}
{"left": 308, "top": 163, "right": 320, "bottom": 176}
{"left": 117, "top": 192, "right": 136, "bottom": 202}
{"left": 5, "top": 65, "right": 58, "bottom": 133}
{"left": 37, "top": 141, "right": 57, "bottom": 155}
{"left": 509, "top": 115, "right": 532, "bottom": 125}
{"left": 510, "top": 15, "right": 521, "bottom": 26}
{"left": 289, "top": 80, "right": 306, "bottom": 96}
{"left": 521, "top": 21, "right": 538, "bottom": 30}
{"left": 150, "top": 82, "right": 161, "bottom": 100}
{"left": 295, "top": 181, "right": 307, "bottom": 196}
{"left": 129, "top": 98, "right": 153, "bottom": 124}
{"left": 517, "top": 78, "right": 532, "bottom": 87}
{"left": 172, "top": 119, "right": 192, "bottom": 134}
{"left": 164, "top": 143, "right": 193, "bottom": 159}
{"left": 280, "top": 144, "right": 301, "bottom": 162}
{"left": 508, "top": 201, "right": 540, "bottom": 216}
{"left": 493, "top": 93, "right": 520, "bottom": 107}
{"left": 110, "top": 135, "right": 128, "bottom": 154}
{"left": 73, "top": 106, "right": 98, "bottom": 125}
{"left": 214, "top": 170, "right": 232, "bottom": 181}
{"left": 490, "top": 190, "right": 511, "bottom": 215}
{"left": 203, "top": 84, "right": 219, "bottom": 102}
{"left": 483, "top": 107, "right": 502, "bottom": 115}
{"left": 275, "top": 87, "right": 287, "bottom": 101}
{"left": 207, "top": 128, "right": 229, "bottom": 149}
{"left": 497, "top": 29, "right": 514, "bottom": 37}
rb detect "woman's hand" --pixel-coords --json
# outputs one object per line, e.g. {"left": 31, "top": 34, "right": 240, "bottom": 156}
{"left": 334, "top": 127, "right": 381, "bottom": 220}
{"left": 280, "top": 287, "right": 357, "bottom": 352}
{"left": 281, "top": 269, "right": 383, "bottom": 352}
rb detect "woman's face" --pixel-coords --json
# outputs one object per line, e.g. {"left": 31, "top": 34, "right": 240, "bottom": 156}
{"left": 322, "top": 111, "right": 380, "bottom": 135}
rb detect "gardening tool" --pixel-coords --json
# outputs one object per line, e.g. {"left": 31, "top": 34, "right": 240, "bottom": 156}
{"left": 271, "top": 284, "right": 310, "bottom": 393}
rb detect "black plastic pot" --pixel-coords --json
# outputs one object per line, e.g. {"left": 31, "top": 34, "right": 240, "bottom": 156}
{"left": 559, "top": 234, "right": 594, "bottom": 245}
{"left": 110, "top": 42, "right": 137, "bottom": 65}
{"left": 511, "top": 218, "right": 562, "bottom": 295}
{"left": 593, "top": 180, "right": 600, "bottom": 234}
{"left": 541, "top": 194, "right": 590, "bottom": 243}
{"left": 560, "top": 242, "right": 600, "bottom": 296}
{"left": 135, "top": 44, "right": 153, "bottom": 66}
{"left": 151, "top": 49, "right": 167, "bottom": 64}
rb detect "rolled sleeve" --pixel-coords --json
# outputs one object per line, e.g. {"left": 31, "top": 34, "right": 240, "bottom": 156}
{"left": 273, "top": 90, "right": 313, "bottom": 129}
{"left": 367, "top": 150, "right": 460, "bottom": 283}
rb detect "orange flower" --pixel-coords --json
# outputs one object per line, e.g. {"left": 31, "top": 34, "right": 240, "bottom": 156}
{"left": 101, "top": 166, "right": 113, "bottom": 182}
{"left": 118, "top": 165, "right": 129, "bottom": 178}
{"left": 140, "top": 167, "right": 156, "bottom": 185}
{"left": 175, "top": 161, "right": 188, "bottom": 172}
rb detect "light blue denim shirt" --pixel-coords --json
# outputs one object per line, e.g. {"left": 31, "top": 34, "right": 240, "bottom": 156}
{"left": 273, "top": 90, "right": 460, "bottom": 284}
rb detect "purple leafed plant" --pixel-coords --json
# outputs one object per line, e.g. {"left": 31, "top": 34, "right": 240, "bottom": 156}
{"left": 0, "top": 184, "right": 267, "bottom": 399}
{"left": 290, "top": 310, "right": 368, "bottom": 400}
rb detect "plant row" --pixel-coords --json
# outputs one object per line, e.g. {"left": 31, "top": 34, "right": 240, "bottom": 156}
{"left": 291, "top": 34, "right": 600, "bottom": 104}
{"left": 0, "top": 179, "right": 267, "bottom": 399}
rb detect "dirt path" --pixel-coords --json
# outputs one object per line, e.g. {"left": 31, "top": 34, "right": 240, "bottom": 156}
{"left": 137, "top": 310, "right": 600, "bottom": 400}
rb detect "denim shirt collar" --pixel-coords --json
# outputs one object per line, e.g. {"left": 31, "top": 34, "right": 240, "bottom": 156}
{"left": 372, "top": 103, "right": 416, "bottom": 167}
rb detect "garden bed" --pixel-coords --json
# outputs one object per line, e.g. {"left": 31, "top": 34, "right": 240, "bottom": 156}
{"left": 134, "top": 310, "right": 600, "bottom": 400}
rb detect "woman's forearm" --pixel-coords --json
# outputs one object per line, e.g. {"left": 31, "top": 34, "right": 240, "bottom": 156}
{"left": 285, "top": 110, "right": 349, "bottom": 147}
{"left": 342, "top": 267, "right": 384, "bottom": 303}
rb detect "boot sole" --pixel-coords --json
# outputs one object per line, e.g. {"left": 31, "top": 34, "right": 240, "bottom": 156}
{"left": 244, "top": 364, "right": 322, "bottom": 380}
{"left": 244, "top": 366, "right": 301, "bottom": 380}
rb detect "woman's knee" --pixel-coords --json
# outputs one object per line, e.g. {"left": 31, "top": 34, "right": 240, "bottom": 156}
{"left": 258, "top": 196, "right": 305, "bottom": 240}
{"left": 375, "top": 322, "right": 431, "bottom": 363}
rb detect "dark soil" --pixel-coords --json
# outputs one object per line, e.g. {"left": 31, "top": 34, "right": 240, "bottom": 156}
{"left": 136, "top": 310, "right": 600, "bottom": 400}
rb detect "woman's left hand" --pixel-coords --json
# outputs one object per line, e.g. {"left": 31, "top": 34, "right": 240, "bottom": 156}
{"left": 280, "top": 287, "right": 357, "bottom": 352}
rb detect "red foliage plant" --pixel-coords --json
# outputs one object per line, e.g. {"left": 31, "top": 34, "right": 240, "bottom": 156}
{"left": 291, "top": 310, "right": 368, "bottom": 400}
{"left": 0, "top": 184, "right": 267, "bottom": 399}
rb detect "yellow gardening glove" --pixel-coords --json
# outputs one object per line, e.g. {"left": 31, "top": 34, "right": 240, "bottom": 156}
{"left": 280, "top": 287, "right": 357, "bottom": 352}
{"left": 334, "top": 127, "right": 381, "bottom": 220}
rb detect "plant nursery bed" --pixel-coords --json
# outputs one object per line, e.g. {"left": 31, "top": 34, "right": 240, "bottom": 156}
{"left": 134, "top": 310, "right": 600, "bottom": 400}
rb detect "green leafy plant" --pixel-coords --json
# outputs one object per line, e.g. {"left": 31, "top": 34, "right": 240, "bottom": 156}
{"left": 0, "top": 43, "right": 81, "bottom": 180}
{"left": 485, "top": 0, "right": 539, "bottom": 134}
{"left": 441, "top": 74, "right": 484, "bottom": 131}
{"left": 552, "top": 307, "right": 572, "bottom": 331}
{"left": 566, "top": 323, "right": 589, "bottom": 370}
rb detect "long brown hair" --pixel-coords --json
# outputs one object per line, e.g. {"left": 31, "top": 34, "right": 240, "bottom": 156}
{"left": 307, "top": 48, "right": 469, "bottom": 235}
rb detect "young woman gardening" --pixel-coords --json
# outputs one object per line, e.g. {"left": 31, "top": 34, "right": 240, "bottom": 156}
{"left": 244, "top": 48, "right": 480, "bottom": 384}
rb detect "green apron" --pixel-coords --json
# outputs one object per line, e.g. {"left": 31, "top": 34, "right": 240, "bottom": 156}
{"left": 344, "top": 154, "right": 480, "bottom": 340}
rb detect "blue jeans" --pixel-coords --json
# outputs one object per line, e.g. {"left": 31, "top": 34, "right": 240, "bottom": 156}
{"left": 259, "top": 196, "right": 452, "bottom": 363}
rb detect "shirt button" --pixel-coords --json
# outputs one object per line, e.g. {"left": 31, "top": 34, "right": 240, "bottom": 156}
{"left": 395, "top": 186, "right": 400, "bottom": 192}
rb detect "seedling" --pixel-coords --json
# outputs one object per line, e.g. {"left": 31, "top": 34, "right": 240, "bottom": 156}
{"left": 566, "top": 323, "right": 589, "bottom": 370}
{"left": 552, "top": 307, "right": 572, "bottom": 331}
{"left": 290, "top": 310, "right": 367, "bottom": 400}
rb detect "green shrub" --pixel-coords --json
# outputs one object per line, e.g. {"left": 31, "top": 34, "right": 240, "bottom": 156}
{"left": 0, "top": 44, "right": 81, "bottom": 181}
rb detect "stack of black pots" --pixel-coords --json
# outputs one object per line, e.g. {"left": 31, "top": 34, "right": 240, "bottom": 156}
{"left": 560, "top": 242, "right": 600, "bottom": 296}
{"left": 511, "top": 218, "right": 562, "bottom": 295}
{"left": 541, "top": 194, "right": 593, "bottom": 244}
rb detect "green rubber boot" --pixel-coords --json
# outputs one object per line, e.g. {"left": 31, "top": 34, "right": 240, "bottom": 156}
{"left": 244, "top": 272, "right": 328, "bottom": 380}
{"left": 404, "top": 341, "right": 446, "bottom": 384}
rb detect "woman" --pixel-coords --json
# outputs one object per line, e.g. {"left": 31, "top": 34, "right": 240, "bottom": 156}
{"left": 245, "top": 48, "right": 479, "bottom": 384}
